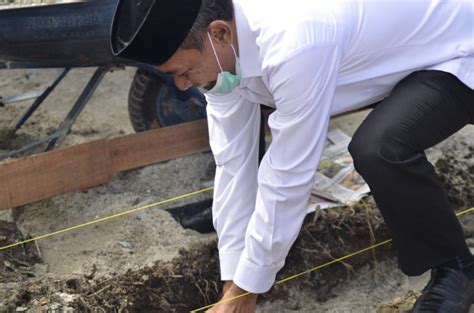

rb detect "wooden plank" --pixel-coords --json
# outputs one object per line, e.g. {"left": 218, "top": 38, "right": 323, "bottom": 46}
{"left": 0, "top": 120, "right": 210, "bottom": 210}
{"left": 0, "top": 163, "right": 10, "bottom": 208}
{"left": 109, "top": 119, "right": 210, "bottom": 173}
{"left": 0, "top": 140, "right": 112, "bottom": 209}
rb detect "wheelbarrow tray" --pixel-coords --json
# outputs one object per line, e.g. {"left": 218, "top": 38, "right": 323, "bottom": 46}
{"left": 0, "top": 0, "right": 134, "bottom": 69}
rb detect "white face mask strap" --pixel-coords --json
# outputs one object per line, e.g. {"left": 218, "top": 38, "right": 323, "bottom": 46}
{"left": 207, "top": 32, "right": 224, "bottom": 72}
{"left": 230, "top": 44, "right": 238, "bottom": 59}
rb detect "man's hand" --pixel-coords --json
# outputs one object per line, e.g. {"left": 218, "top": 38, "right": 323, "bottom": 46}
{"left": 206, "top": 282, "right": 258, "bottom": 313}
{"left": 223, "top": 281, "right": 233, "bottom": 295}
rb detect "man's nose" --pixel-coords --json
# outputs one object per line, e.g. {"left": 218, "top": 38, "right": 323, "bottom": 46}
{"left": 173, "top": 75, "right": 193, "bottom": 91}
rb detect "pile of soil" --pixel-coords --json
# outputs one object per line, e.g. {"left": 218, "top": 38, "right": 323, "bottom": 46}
{"left": 0, "top": 221, "right": 42, "bottom": 309}
{"left": 436, "top": 142, "right": 474, "bottom": 208}
{"left": 376, "top": 291, "right": 420, "bottom": 313}
{"left": 0, "top": 221, "right": 41, "bottom": 283}
{"left": 2, "top": 198, "right": 393, "bottom": 312}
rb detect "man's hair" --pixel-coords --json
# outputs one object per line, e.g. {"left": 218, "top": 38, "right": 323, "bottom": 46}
{"left": 181, "top": 0, "right": 234, "bottom": 51}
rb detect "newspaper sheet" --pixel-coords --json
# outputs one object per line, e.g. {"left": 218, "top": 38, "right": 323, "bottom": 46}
{"left": 307, "top": 129, "right": 370, "bottom": 213}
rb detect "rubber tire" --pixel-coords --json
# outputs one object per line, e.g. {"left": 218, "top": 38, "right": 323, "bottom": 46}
{"left": 128, "top": 69, "right": 163, "bottom": 132}
{"left": 128, "top": 68, "right": 208, "bottom": 132}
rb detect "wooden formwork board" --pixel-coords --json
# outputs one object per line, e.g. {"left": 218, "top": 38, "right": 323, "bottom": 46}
{"left": 0, "top": 119, "right": 209, "bottom": 210}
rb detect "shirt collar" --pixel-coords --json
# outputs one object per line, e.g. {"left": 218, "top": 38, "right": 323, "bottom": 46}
{"left": 234, "top": 0, "right": 262, "bottom": 78}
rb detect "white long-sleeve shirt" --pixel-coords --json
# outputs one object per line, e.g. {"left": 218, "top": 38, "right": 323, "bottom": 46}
{"left": 206, "top": 0, "right": 474, "bottom": 293}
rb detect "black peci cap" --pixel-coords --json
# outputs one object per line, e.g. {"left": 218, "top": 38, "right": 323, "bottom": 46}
{"left": 110, "top": 0, "right": 202, "bottom": 65}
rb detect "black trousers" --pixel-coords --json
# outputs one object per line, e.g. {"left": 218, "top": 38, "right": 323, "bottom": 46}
{"left": 348, "top": 70, "right": 474, "bottom": 276}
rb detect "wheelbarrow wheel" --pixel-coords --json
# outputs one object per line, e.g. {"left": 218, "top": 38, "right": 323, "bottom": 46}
{"left": 128, "top": 69, "right": 207, "bottom": 132}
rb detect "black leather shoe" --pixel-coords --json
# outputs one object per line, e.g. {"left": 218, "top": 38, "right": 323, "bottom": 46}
{"left": 412, "top": 266, "right": 474, "bottom": 313}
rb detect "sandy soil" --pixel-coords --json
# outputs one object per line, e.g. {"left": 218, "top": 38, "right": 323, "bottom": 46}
{"left": 1, "top": 67, "right": 218, "bottom": 272}
{"left": 0, "top": 68, "right": 473, "bottom": 312}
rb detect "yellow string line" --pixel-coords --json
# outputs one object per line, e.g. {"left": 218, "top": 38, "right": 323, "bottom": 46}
{"left": 1, "top": 184, "right": 472, "bottom": 312}
{"left": 0, "top": 187, "right": 214, "bottom": 251}
{"left": 190, "top": 206, "right": 474, "bottom": 312}
{"left": 458, "top": 207, "right": 474, "bottom": 217}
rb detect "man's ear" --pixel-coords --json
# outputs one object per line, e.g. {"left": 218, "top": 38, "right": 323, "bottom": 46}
{"left": 208, "top": 20, "right": 233, "bottom": 45}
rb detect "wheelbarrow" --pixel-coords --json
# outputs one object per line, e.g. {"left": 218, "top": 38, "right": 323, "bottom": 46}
{"left": 0, "top": 0, "right": 207, "bottom": 160}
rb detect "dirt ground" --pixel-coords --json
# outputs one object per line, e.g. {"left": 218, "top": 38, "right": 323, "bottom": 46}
{"left": 0, "top": 68, "right": 473, "bottom": 312}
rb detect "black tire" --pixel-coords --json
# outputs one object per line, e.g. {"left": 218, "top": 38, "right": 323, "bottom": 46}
{"left": 128, "top": 69, "right": 207, "bottom": 132}
{"left": 128, "top": 69, "right": 162, "bottom": 132}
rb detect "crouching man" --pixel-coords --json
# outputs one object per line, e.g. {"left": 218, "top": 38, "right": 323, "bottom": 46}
{"left": 111, "top": 0, "right": 474, "bottom": 312}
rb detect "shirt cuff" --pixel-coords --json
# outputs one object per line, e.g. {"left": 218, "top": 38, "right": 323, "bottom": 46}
{"left": 219, "top": 250, "right": 243, "bottom": 281}
{"left": 233, "top": 256, "right": 282, "bottom": 294}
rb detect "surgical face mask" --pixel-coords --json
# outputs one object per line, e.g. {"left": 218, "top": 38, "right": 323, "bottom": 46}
{"left": 199, "top": 32, "right": 241, "bottom": 96}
